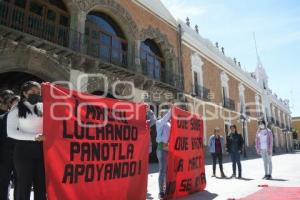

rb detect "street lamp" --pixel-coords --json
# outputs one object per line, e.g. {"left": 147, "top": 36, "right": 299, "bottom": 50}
{"left": 240, "top": 114, "right": 247, "bottom": 158}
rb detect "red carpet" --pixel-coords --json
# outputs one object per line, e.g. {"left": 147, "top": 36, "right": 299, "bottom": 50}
{"left": 240, "top": 187, "right": 300, "bottom": 200}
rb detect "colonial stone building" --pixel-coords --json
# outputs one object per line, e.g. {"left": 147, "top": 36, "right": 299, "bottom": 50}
{"left": 0, "top": 0, "right": 293, "bottom": 152}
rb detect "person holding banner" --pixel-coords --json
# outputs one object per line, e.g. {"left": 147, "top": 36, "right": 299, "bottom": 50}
{"left": 146, "top": 105, "right": 157, "bottom": 161}
{"left": 226, "top": 125, "right": 244, "bottom": 179}
{"left": 6, "top": 81, "right": 46, "bottom": 200}
{"left": 208, "top": 128, "right": 226, "bottom": 178}
{"left": 156, "top": 109, "right": 171, "bottom": 199}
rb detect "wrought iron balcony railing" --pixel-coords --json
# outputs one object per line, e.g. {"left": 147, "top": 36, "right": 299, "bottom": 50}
{"left": 0, "top": 1, "right": 128, "bottom": 67}
{"left": 223, "top": 97, "right": 235, "bottom": 111}
{"left": 193, "top": 84, "right": 211, "bottom": 101}
{"left": 0, "top": 1, "right": 184, "bottom": 90}
{"left": 0, "top": 1, "right": 69, "bottom": 47}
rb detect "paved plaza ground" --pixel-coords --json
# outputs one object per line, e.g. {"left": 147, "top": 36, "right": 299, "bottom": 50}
{"left": 9, "top": 151, "right": 300, "bottom": 200}
{"left": 147, "top": 151, "right": 300, "bottom": 200}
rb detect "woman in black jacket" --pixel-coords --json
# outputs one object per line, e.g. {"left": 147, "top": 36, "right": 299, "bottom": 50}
{"left": 226, "top": 125, "right": 244, "bottom": 179}
{"left": 6, "top": 81, "right": 45, "bottom": 200}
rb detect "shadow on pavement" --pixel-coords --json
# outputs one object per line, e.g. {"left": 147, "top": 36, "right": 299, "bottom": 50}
{"left": 268, "top": 178, "right": 288, "bottom": 181}
{"left": 178, "top": 190, "right": 218, "bottom": 200}
{"left": 215, "top": 177, "right": 254, "bottom": 181}
{"left": 238, "top": 177, "right": 254, "bottom": 181}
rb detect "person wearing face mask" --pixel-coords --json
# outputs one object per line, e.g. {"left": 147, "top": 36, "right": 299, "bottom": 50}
{"left": 6, "top": 81, "right": 45, "bottom": 200}
{"left": 255, "top": 120, "right": 273, "bottom": 180}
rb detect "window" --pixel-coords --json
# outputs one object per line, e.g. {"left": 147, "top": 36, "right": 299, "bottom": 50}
{"left": 30, "top": 2, "right": 44, "bottom": 16}
{"left": 60, "top": 15, "right": 69, "bottom": 26}
{"left": 86, "top": 12, "right": 127, "bottom": 66}
{"left": 222, "top": 87, "right": 227, "bottom": 104}
{"left": 48, "top": 0, "right": 68, "bottom": 11}
{"left": 194, "top": 71, "right": 199, "bottom": 95}
{"left": 191, "top": 53, "right": 204, "bottom": 97}
{"left": 47, "top": 10, "right": 56, "bottom": 21}
{"left": 1, "top": 0, "right": 70, "bottom": 47}
{"left": 14, "top": 0, "right": 26, "bottom": 8}
{"left": 140, "top": 39, "right": 164, "bottom": 80}
{"left": 221, "top": 71, "right": 230, "bottom": 107}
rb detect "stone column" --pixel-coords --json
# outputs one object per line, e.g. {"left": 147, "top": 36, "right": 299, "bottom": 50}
{"left": 134, "top": 39, "right": 141, "bottom": 72}
{"left": 68, "top": 3, "right": 87, "bottom": 53}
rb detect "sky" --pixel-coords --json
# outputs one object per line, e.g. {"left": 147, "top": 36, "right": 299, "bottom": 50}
{"left": 161, "top": 0, "right": 300, "bottom": 117}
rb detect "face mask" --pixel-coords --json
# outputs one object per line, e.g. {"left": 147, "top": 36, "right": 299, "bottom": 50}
{"left": 27, "top": 94, "right": 42, "bottom": 105}
{"left": 259, "top": 124, "right": 265, "bottom": 129}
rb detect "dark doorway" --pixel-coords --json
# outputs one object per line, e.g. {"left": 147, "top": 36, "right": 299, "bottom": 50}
{"left": 0, "top": 72, "right": 44, "bottom": 93}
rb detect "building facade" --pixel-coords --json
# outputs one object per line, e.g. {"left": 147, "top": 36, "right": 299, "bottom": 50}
{"left": 292, "top": 117, "right": 300, "bottom": 140}
{"left": 0, "top": 0, "right": 293, "bottom": 153}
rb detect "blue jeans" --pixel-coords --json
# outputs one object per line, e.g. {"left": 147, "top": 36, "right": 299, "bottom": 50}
{"left": 230, "top": 151, "right": 242, "bottom": 176}
{"left": 156, "top": 149, "right": 168, "bottom": 195}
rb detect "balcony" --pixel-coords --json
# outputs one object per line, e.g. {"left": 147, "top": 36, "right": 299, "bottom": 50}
{"left": 0, "top": 1, "right": 183, "bottom": 91}
{"left": 141, "top": 59, "right": 183, "bottom": 91}
{"left": 192, "top": 84, "right": 211, "bottom": 101}
{"left": 223, "top": 97, "right": 236, "bottom": 111}
{"left": 0, "top": 1, "right": 69, "bottom": 47}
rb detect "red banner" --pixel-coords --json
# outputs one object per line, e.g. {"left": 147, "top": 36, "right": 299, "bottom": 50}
{"left": 166, "top": 107, "right": 206, "bottom": 198}
{"left": 42, "top": 83, "right": 149, "bottom": 200}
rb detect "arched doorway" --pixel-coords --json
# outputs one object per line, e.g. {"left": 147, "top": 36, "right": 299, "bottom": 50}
{"left": 85, "top": 11, "right": 128, "bottom": 66}
{"left": 0, "top": 72, "right": 44, "bottom": 93}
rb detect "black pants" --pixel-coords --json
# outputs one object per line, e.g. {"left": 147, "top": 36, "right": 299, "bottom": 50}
{"left": 0, "top": 138, "right": 17, "bottom": 200}
{"left": 211, "top": 153, "right": 224, "bottom": 174}
{"left": 14, "top": 141, "right": 46, "bottom": 200}
{"left": 149, "top": 125, "right": 158, "bottom": 163}
{"left": 230, "top": 151, "right": 242, "bottom": 176}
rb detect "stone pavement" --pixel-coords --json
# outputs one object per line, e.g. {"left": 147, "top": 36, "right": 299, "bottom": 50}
{"left": 147, "top": 151, "right": 300, "bottom": 200}
{"left": 9, "top": 152, "right": 300, "bottom": 200}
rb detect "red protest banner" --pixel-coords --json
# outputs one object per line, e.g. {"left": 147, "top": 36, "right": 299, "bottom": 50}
{"left": 42, "top": 83, "right": 149, "bottom": 200}
{"left": 166, "top": 107, "right": 206, "bottom": 199}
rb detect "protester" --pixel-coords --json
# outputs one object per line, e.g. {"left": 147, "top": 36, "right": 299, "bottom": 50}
{"left": 146, "top": 105, "right": 157, "bottom": 162}
{"left": 6, "top": 81, "right": 46, "bottom": 200}
{"left": 0, "top": 90, "right": 17, "bottom": 200}
{"left": 156, "top": 109, "right": 171, "bottom": 199}
{"left": 0, "top": 90, "right": 14, "bottom": 115}
{"left": 226, "top": 125, "right": 244, "bottom": 179}
{"left": 208, "top": 128, "right": 226, "bottom": 178}
{"left": 255, "top": 120, "right": 273, "bottom": 180}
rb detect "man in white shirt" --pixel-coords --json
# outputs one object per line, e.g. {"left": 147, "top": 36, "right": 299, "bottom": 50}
{"left": 255, "top": 120, "right": 273, "bottom": 180}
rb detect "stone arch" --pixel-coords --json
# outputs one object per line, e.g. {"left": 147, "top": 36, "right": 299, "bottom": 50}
{"left": 139, "top": 26, "right": 176, "bottom": 66}
{"left": 71, "top": 0, "right": 139, "bottom": 68}
{"left": 72, "top": 0, "right": 138, "bottom": 38}
{"left": 0, "top": 45, "right": 70, "bottom": 82}
{"left": 139, "top": 26, "right": 178, "bottom": 88}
